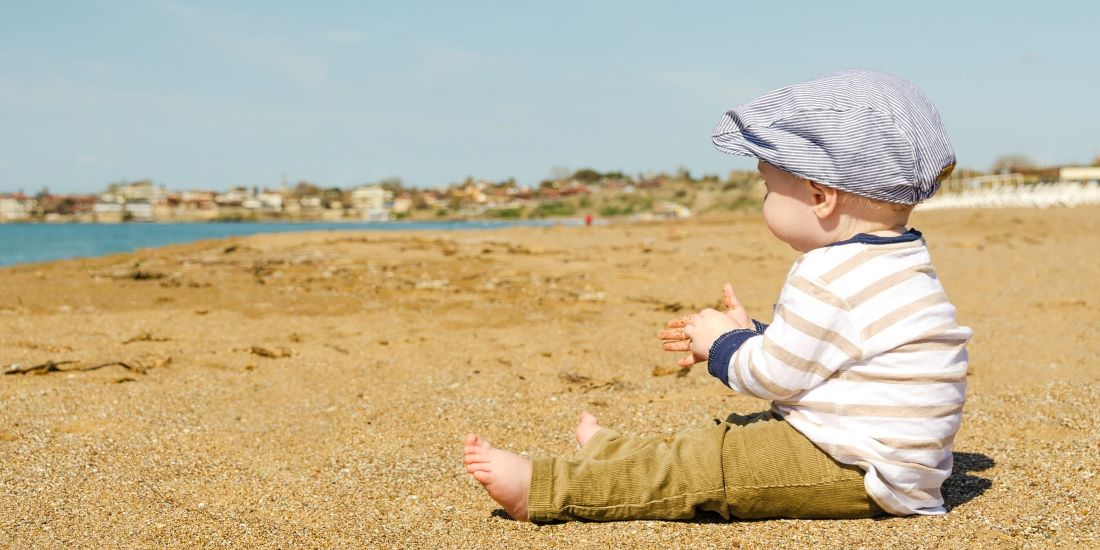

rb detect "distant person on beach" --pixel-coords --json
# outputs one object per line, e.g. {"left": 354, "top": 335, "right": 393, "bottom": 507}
{"left": 464, "top": 69, "right": 971, "bottom": 521}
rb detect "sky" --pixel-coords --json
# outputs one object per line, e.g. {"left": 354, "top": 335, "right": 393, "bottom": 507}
{"left": 1, "top": 0, "right": 1098, "bottom": 194}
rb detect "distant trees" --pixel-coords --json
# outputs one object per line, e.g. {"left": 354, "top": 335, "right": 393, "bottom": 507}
{"left": 991, "top": 155, "right": 1037, "bottom": 174}
{"left": 570, "top": 169, "right": 601, "bottom": 183}
{"left": 378, "top": 177, "right": 405, "bottom": 194}
{"left": 294, "top": 181, "right": 321, "bottom": 196}
{"left": 320, "top": 187, "right": 346, "bottom": 208}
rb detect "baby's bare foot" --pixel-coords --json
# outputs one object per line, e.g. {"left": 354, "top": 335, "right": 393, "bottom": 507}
{"left": 463, "top": 433, "right": 531, "bottom": 521}
{"left": 575, "top": 411, "right": 602, "bottom": 447}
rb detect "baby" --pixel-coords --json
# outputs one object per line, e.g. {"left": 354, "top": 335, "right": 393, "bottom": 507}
{"left": 464, "top": 69, "right": 971, "bottom": 521}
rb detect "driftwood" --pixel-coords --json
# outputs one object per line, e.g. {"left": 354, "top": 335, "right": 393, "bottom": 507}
{"left": 4, "top": 356, "right": 172, "bottom": 376}
{"left": 325, "top": 344, "right": 350, "bottom": 355}
{"left": 82, "top": 361, "right": 147, "bottom": 374}
{"left": 3, "top": 360, "right": 78, "bottom": 375}
{"left": 250, "top": 346, "right": 292, "bottom": 358}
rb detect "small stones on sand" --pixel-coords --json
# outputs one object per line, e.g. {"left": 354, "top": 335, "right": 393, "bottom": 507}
{"left": 628, "top": 296, "right": 686, "bottom": 312}
{"left": 414, "top": 279, "right": 449, "bottom": 290}
{"left": 123, "top": 331, "right": 170, "bottom": 344}
{"left": 651, "top": 364, "right": 683, "bottom": 377}
{"left": 558, "top": 372, "right": 633, "bottom": 393}
{"left": 559, "top": 371, "right": 590, "bottom": 384}
{"left": 577, "top": 291, "right": 605, "bottom": 302}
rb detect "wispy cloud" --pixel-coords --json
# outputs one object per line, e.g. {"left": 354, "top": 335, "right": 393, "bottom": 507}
{"left": 322, "top": 30, "right": 368, "bottom": 46}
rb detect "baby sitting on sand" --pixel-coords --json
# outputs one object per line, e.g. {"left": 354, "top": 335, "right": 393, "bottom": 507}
{"left": 464, "top": 69, "right": 972, "bottom": 521}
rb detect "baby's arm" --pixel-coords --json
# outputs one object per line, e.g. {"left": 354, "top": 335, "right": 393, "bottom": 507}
{"left": 705, "top": 276, "right": 860, "bottom": 400}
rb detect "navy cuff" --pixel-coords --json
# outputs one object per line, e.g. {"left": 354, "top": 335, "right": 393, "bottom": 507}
{"left": 707, "top": 329, "right": 760, "bottom": 387}
{"left": 752, "top": 320, "right": 769, "bottom": 333}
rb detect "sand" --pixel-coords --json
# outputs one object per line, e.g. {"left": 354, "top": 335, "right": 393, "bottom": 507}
{"left": 2, "top": 206, "right": 1098, "bottom": 548}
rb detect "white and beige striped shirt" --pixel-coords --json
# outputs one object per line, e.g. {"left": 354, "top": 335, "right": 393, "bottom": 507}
{"left": 707, "top": 229, "right": 971, "bottom": 515}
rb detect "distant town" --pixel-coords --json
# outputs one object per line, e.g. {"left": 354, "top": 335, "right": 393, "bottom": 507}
{"left": 2, "top": 158, "right": 1099, "bottom": 223}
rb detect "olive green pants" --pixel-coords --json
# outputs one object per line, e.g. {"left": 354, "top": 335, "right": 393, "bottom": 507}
{"left": 527, "top": 411, "right": 883, "bottom": 522}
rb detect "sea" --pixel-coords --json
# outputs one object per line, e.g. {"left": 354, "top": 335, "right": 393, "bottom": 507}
{"left": 0, "top": 220, "right": 572, "bottom": 267}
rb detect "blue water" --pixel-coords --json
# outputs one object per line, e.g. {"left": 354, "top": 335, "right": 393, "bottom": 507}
{"left": 0, "top": 220, "right": 570, "bottom": 267}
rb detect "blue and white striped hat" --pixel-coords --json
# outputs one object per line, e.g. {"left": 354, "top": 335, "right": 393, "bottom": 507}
{"left": 712, "top": 69, "right": 956, "bottom": 205}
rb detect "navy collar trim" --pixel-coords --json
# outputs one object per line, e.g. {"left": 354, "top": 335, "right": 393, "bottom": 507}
{"left": 825, "top": 228, "right": 922, "bottom": 247}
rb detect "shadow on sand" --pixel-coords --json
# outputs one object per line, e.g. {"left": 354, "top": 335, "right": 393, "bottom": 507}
{"left": 942, "top": 451, "right": 994, "bottom": 511}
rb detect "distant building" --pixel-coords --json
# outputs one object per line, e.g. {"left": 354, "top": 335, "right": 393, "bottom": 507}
{"left": 392, "top": 193, "right": 413, "bottom": 215}
{"left": 654, "top": 201, "right": 692, "bottom": 219}
{"left": 0, "top": 194, "right": 35, "bottom": 221}
{"left": 109, "top": 180, "right": 167, "bottom": 203}
{"left": 350, "top": 185, "right": 393, "bottom": 221}
{"left": 1059, "top": 166, "right": 1100, "bottom": 183}
{"left": 256, "top": 192, "right": 284, "bottom": 213}
{"left": 179, "top": 190, "right": 218, "bottom": 210}
{"left": 215, "top": 187, "right": 250, "bottom": 207}
{"left": 124, "top": 200, "right": 155, "bottom": 221}
{"left": 93, "top": 195, "right": 125, "bottom": 222}
{"left": 297, "top": 196, "right": 323, "bottom": 212}
{"left": 421, "top": 191, "right": 442, "bottom": 208}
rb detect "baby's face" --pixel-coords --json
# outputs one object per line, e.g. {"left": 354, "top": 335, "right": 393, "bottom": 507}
{"left": 758, "top": 161, "right": 825, "bottom": 252}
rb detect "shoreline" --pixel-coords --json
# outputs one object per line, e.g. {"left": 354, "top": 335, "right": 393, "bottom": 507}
{"left": 0, "top": 216, "right": 588, "bottom": 226}
{"left": 0, "top": 217, "right": 594, "bottom": 269}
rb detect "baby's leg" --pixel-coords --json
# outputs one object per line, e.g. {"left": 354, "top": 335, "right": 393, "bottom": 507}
{"left": 464, "top": 415, "right": 727, "bottom": 522}
{"left": 575, "top": 411, "right": 602, "bottom": 447}
{"left": 721, "top": 413, "right": 882, "bottom": 519}
{"left": 528, "top": 421, "right": 731, "bottom": 522}
{"left": 465, "top": 411, "right": 880, "bottom": 523}
{"left": 573, "top": 411, "right": 668, "bottom": 460}
{"left": 463, "top": 434, "right": 532, "bottom": 521}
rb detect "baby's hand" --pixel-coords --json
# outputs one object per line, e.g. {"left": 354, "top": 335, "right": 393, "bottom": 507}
{"left": 660, "top": 315, "right": 704, "bottom": 368}
{"left": 659, "top": 284, "right": 753, "bottom": 367}
{"left": 683, "top": 309, "right": 741, "bottom": 361}
{"left": 721, "top": 283, "right": 752, "bottom": 331}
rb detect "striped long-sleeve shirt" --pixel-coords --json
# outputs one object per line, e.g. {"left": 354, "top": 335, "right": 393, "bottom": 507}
{"left": 707, "top": 229, "right": 971, "bottom": 516}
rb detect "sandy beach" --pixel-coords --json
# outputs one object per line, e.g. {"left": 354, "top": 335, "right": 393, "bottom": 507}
{"left": 2, "top": 206, "right": 1098, "bottom": 548}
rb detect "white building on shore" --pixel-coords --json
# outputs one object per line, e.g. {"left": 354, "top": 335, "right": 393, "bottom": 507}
{"left": 350, "top": 185, "right": 394, "bottom": 221}
{"left": 0, "top": 194, "right": 35, "bottom": 221}
{"left": 1060, "top": 166, "right": 1100, "bottom": 183}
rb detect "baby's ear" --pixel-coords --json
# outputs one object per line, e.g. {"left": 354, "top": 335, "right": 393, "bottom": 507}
{"left": 808, "top": 181, "right": 839, "bottom": 218}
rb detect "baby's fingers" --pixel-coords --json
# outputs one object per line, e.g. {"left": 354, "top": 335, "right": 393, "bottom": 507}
{"left": 658, "top": 328, "right": 687, "bottom": 340}
{"left": 722, "top": 283, "right": 742, "bottom": 311}
{"left": 662, "top": 340, "right": 691, "bottom": 352}
{"left": 677, "top": 354, "right": 698, "bottom": 367}
{"left": 666, "top": 316, "right": 691, "bottom": 328}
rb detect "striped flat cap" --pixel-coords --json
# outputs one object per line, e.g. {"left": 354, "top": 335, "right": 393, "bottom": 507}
{"left": 712, "top": 69, "right": 956, "bottom": 205}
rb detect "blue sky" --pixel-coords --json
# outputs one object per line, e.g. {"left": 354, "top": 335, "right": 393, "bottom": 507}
{"left": 1, "top": 0, "right": 1097, "bottom": 193}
